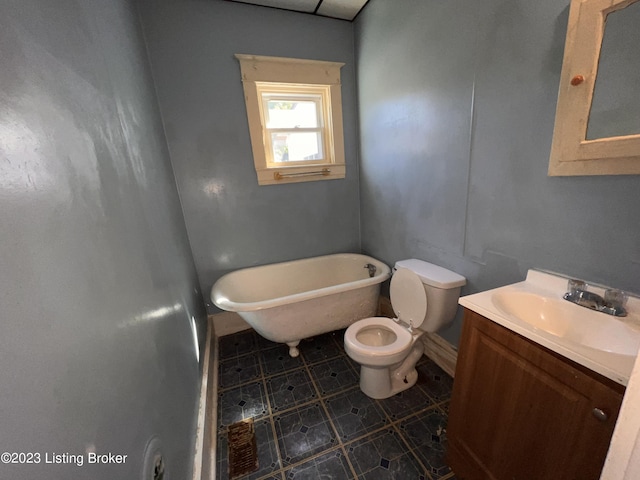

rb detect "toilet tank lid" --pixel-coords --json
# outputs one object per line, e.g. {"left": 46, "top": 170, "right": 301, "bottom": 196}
{"left": 394, "top": 259, "right": 466, "bottom": 289}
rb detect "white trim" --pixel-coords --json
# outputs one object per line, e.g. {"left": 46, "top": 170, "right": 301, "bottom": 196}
{"left": 192, "top": 316, "right": 213, "bottom": 480}
{"left": 420, "top": 332, "right": 458, "bottom": 378}
{"left": 208, "top": 334, "right": 219, "bottom": 480}
{"left": 258, "top": 83, "right": 331, "bottom": 166}
{"left": 235, "top": 54, "right": 344, "bottom": 84}
{"left": 601, "top": 352, "right": 640, "bottom": 479}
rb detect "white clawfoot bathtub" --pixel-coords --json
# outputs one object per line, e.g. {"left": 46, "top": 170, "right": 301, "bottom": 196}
{"left": 211, "top": 253, "right": 390, "bottom": 357}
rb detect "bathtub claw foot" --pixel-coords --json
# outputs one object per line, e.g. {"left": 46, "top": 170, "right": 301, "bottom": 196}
{"left": 286, "top": 341, "right": 300, "bottom": 358}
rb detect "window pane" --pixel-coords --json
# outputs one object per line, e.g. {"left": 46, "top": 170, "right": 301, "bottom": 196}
{"left": 270, "top": 132, "right": 323, "bottom": 162}
{"left": 264, "top": 97, "right": 320, "bottom": 129}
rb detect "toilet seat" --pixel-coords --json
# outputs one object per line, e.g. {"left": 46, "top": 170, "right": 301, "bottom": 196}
{"left": 344, "top": 317, "right": 413, "bottom": 359}
{"left": 390, "top": 267, "right": 427, "bottom": 330}
{"left": 344, "top": 267, "right": 430, "bottom": 368}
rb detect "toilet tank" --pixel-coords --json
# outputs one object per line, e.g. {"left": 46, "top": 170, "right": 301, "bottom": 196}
{"left": 394, "top": 259, "right": 466, "bottom": 332}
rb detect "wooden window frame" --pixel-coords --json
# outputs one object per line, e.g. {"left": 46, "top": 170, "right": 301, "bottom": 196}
{"left": 548, "top": 0, "right": 640, "bottom": 176}
{"left": 235, "top": 54, "right": 346, "bottom": 185}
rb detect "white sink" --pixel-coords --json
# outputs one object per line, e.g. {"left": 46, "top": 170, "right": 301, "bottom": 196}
{"left": 459, "top": 270, "right": 640, "bottom": 386}
{"left": 492, "top": 291, "right": 640, "bottom": 357}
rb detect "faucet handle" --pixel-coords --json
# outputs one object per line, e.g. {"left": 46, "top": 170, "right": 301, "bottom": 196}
{"left": 604, "top": 289, "right": 628, "bottom": 309}
{"left": 567, "top": 279, "right": 587, "bottom": 295}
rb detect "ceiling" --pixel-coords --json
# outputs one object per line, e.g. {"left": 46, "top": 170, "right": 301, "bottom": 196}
{"left": 226, "top": 0, "right": 369, "bottom": 21}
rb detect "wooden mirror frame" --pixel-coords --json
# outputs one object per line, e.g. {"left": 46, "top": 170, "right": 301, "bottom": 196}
{"left": 548, "top": 0, "right": 640, "bottom": 176}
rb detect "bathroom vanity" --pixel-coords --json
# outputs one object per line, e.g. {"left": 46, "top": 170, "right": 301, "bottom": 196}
{"left": 447, "top": 271, "right": 640, "bottom": 480}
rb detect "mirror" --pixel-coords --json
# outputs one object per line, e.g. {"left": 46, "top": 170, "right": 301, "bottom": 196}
{"left": 587, "top": 0, "right": 640, "bottom": 140}
{"left": 548, "top": 0, "right": 640, "bottom": 176}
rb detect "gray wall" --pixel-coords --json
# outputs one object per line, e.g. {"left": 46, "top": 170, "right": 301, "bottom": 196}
{"left": 138, "top": 0, "right": 361, "bottom": 313}
{"left": 356, "top": 0, "right": 640, "bottom": 344}
{"left": 0, "top": 1, "right": 205, "bottom": 478}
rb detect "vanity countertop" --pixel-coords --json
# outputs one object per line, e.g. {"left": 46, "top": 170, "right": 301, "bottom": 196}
{"left": 459, "top": 270, "right": 640, "bottom": 386}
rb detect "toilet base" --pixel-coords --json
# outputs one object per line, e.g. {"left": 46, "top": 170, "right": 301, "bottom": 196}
{"left": 358, "top": 341, "right": 425, "bottom": 399}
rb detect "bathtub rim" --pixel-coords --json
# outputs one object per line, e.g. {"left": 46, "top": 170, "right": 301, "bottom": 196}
{"left": 211, "top": 253, "right": 390, "bottom": 313}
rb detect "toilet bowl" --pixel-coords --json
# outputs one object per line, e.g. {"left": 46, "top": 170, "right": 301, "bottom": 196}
{"left": 344, "top": 259, "right": 466, "bottom": 399}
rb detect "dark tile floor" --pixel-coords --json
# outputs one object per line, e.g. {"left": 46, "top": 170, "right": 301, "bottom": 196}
{"left": 216, "top": 329, "right": 457, "bottom": 480}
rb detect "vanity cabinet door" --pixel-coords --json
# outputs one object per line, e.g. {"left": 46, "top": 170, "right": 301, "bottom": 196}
{"left": 447, "top": 309, "right": 625, "bottom": 480}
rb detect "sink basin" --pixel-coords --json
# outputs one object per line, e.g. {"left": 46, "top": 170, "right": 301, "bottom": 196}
{"left": 492, "top": 291, "right": 640, "bottom": 356}
{"left": 459, "top": 269, "right": 640, "bottom": 385}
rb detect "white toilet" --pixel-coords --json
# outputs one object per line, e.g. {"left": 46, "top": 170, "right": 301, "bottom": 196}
{"left": 344, "top": 259, "right": 466, "bottom": 399}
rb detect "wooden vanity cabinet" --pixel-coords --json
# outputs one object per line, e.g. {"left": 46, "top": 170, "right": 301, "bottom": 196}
{"left": 447, "top": 309, "right": 625, "bottom": 480}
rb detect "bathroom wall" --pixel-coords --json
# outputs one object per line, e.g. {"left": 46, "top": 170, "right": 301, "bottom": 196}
{"left": 0, "top": 1, "right": 205, "bottom": 478}
{"left": 137, "top": 0, "right": 360, "bottom": 313}
{"left": 355, "top": 0, "right": 640, "bottom": 344}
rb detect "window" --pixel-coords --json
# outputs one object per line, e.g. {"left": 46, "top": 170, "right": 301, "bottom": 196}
{"left": 259, "top": 85, "right": 327, "bottom": 164}
{"left": 235, "top": 54, "right": 346, "bottom": 185}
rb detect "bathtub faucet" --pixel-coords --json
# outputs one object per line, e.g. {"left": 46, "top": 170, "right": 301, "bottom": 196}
{"left": 364, "top": 263, "right": 377, "bottom": 278}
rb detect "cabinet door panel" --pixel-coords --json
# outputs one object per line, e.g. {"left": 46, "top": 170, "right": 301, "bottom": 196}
{"left": 447, "top": 310, "right": 624, "bottom": 480}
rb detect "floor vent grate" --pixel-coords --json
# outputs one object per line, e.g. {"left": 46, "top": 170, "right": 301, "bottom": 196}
{"left": 228, "top": 418, "right": 258, "bottom": 479}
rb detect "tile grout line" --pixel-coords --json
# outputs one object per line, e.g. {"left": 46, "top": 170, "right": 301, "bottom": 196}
{"left": 241, "top": 333, "right": 356, "bottom": 479}
{"left": 263, "top": 444, "right": 349, "bottom": 478}
{"left": 217, "top": 331, "right": 455, "bottom": 479}
{"left": 217, "top": 334, "right": 293, "bottom": 479}
{"left": 333, "top": 395, "right": 451, "bottom": 478}
{"left": 396, "top": 397, "right": 453, "bottom": 480}
{"left": 300, "top": 334, "right": 451, "bottom": 478}
{"left": 301, "top": 335, "right": 361, "bottom": 479}
{"left": 256, "top": 345, "right": 285, "bottom": 480}
{"left": 219, "top": 392, "right": 451, "bottom": 479}
{"left": 341, "top": 401, "right": 444, "bottom": 446}
{"left": 391, "top": 422, "right": 435, "bottom": 480}
{"left": 378, "top": 390, "right": 436, "bottom": 479}
{"left": 219, "top": 344, "right": 353, "bottom": 393}
{"left": 218, "top": 350, "right": 306, "bottom": 393}
{"left": 255, "top": 340, "right": 358, "bottom": 478}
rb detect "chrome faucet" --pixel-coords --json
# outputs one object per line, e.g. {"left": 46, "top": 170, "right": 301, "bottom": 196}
{"left": 563, "top": 280, "right": 627, "bottom": 317}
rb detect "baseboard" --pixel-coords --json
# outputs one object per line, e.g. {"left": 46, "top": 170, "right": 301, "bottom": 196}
{"left": 379, "top": 296, "right": 458, "bottom": 377}
{"left": 206, "top": 333, "right": 219, "bottom": 480}
{"left": 211, "top": 311, "right": 250, "bottom": 337}
{"left": 420, "top": 332, "right": 458, "bottom": 378}
{"left": 197, "top": 313, "right": 248, "bottom": 479}
{"left": 192, "top": 316, "right": 214, "bottom": 480}
{"left": 192, "top": 318, "right": 220, "bottom": 480}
